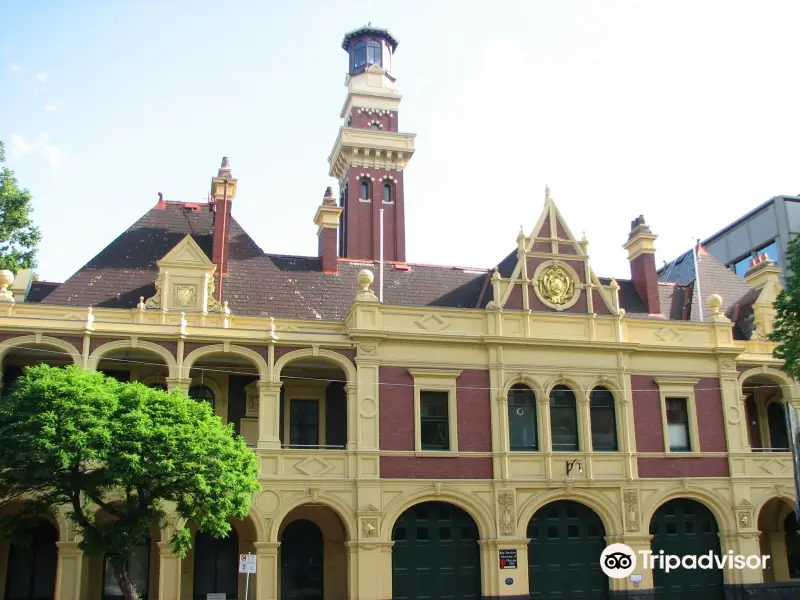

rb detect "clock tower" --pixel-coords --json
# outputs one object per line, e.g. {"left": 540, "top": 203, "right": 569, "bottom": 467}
{"left": 328, "top": 25, "right": 416, "bottom": 263}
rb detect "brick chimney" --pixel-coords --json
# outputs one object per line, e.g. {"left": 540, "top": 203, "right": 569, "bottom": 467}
{"left": 623, "top": 215, "right": 661, "bottom": 314}
{"left": 744, "top": 253, "right": 782, "bottom": 291}
{"left": 314, "top": 187, "right": 343, "bottom": 274}
{"left": 210, "top": 157, "right": 238, "bottom": 277}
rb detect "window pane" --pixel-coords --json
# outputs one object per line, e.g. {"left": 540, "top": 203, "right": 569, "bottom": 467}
{"left": 290, "top": 399, "right": 319, "bottom": 446}
{"left": 590, "top": 388, "right": 618, "bottom": 451}
{"left": 367, "top": 40, "right": 382, "bottom": 66}
{"left": 353, "top": 41, "right": 366, "bottom": 68}
{"left": 508, "top": 385, "right": 538, "bottom": 450}
{"left": 550, "top": 386, "right": 578, "bottom": 451}
{"left": 383, "top": 183, "right": 392, "bottom": 202}
{"left": 666, "top": 397, "right": 690, "bottom": 451}
{"left": 360, "top": 180, "right": 369, "bottom": 199}
{"left": 420, "top": 391, "right": 449, "bottom": 450}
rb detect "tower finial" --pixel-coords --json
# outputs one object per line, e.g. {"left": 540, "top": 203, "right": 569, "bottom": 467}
{"left": 545, "top": 185, "right": 552, "bottom": 201}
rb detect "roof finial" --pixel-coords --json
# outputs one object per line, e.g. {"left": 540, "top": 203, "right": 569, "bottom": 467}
{"left": 545, "top": 185, "right": 552, "bottom": 202}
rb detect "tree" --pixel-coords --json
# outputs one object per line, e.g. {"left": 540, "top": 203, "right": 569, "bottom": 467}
{"left": 0, "top": 364, "right": 260, "bottom": 600}
{"left": 771, "top": 234, "right": 800, "bottom": 376}
{"left": 0, "top": 139, "right": 42, "bottom": 272}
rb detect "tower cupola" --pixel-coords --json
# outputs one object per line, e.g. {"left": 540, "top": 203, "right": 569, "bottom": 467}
{"left": 341, "top": 24, "right": 399, "bottom": 77}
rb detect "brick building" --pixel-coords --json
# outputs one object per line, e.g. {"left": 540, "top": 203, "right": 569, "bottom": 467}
{"left": 0, "top": 24, "right": 798, "bottom": 600}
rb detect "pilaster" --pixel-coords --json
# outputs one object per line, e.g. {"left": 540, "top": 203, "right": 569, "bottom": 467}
{"left": 479, "top": 538, "right": 530, "bottom": 599}
{"left": 165, "top": 377, "right": 190, "bottom": 394}
{"left": 605, "top": 533, "right": 654, "bottom": 593}
{"left": 54, "top": 541, "right": 86, "bottom": 600}
{"left": 346, "top": 540, "right": 394, "bottom": 600}
{"left": 257, "top": 381, "right": 282, "bottom": 450}
{"left": 355, "top": 344, "right": 380, "bottom": 452}
{"left": 254, "top": 541, "right": 280, "bottom": 600}
{"left": 156, "top": 541, "right": 181, "bottom": 600}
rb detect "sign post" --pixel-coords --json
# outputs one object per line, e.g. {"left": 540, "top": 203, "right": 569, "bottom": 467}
{"left": 239, "top": 553, "right": 257, "bottom": 599}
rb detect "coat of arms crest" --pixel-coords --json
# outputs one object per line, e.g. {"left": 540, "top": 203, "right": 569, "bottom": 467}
{"left": 174, "top": 284, "right": 197, "bottom": 307}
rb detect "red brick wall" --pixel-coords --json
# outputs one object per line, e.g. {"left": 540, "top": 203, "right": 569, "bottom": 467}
{"left": 350, "top": 110, "right": 398, "bottom": 132}
{"left": 638, "top": 457, "right": 729, "bottom": 478}
{"left": 696, "top": 377, "right": 727, "bottom": 452}
{"left": 630, "top": 252, "right": 660, "bottom": 314}
{"left": 343, "top": 168, "right": 405, "bottom": 262}
{"left": 378, "top": 367, "right": 492, "bottom": 452}
{"left": 631, "top": 375, "right": 665, "bottom": 452}
{"left": 380, "top": 456, "right": 493, "bottom": 479}
{"left": 318, "top": 227, "right": 338, "bottom": 274}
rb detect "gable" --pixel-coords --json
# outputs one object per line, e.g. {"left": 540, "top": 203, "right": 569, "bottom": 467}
{"left": 488, "top": 187, "right": 618, "bottom": 316}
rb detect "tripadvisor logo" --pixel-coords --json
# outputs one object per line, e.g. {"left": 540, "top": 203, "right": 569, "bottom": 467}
{"left": 600, "top": 543, "right": 770, "bottom": 579}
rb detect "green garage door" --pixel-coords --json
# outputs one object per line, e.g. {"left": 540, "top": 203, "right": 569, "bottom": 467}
{"left": 392, "top": 501, "right": 481, "bottom": 600}
{"left": 650, "top": 498, "right": 724, "bottom": 600}
{"left": 527, "top": 500, "right": 609, "bottom": 599}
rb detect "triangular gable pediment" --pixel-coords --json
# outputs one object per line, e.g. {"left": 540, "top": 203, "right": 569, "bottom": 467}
{"left": 488, "top": 187, "right": 619, "bottom": 315}
{"left": 158, "top": 235, "right": 214, "bottom": 268}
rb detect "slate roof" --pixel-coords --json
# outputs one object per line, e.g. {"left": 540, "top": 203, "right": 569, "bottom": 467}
{"left": 42, "top": 202, "right": 489, "bottom": 320}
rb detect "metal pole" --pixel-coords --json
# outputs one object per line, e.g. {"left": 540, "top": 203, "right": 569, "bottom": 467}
{"left": 379, "top": 208, "right": 384, "bottom": 302}
{"left": 692, "top": 238, "right": 704, "bottom": 321}
{"left": 244, "top": 552, "right": 252, "bottom": 599}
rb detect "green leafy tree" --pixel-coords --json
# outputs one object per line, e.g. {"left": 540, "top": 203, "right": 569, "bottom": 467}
{"left": 0, "top": 139, "right": 42, "bottom": 272}
{"left": 0, "top": 365, "right": 260, "bottom": 600}
{"left": 771, "top": 234, "right": 800, "bottom": 375}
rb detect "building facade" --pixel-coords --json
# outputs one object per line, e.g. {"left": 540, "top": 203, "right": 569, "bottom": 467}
{"left": 1, "top": 24, "right": 799, "bottom": 600}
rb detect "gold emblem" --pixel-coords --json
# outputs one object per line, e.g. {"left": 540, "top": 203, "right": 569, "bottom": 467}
{"left": 174, "top": 284, "right": 196, "bottom": 307}
{"left": 536, "top": 264, "right": 575, "bottom": 306}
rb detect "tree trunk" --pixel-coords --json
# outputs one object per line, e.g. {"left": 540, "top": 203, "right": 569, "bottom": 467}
{"left": 112, "top": 559, "right": 140, "bottom": 600}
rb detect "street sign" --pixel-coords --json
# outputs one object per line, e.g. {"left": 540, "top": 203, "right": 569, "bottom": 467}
{"left": 499, "top": 549, "right": 517, "bottom": 569}
{"left": 239, "top": 553, "right": 257, "bottom": 574}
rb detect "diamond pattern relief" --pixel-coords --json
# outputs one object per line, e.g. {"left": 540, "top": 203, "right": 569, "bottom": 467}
{"left": 655, "top": 327, "right": 682, "bottom": 343}
{"left": 414, "top": 313, "right": 451, "bottom": 331}
{"left": 758, "top": 459, "right": 787, "bottom": 476}
{"left": 293, "top": 456, "right": 335, "bottom": 477}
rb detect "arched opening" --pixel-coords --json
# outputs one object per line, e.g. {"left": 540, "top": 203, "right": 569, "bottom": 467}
{"left": 508, "top": 384, "right": 538, "bottom": 451}
{"left": 279, "top": 357, "right": 348, "bottom": 450}
{"left": 189, "top": 515, "right": 257, "bottom": 600}
{"left": 187, "top": 350, "right": 266, "bottom": 446}
{"left": 589, "top": 386, "right": 617, "bottom": 451}
{"left": 758, "top": 498, "right": 800, "bottom": 582}
{"left": 527, "top": 500, "right": 608, "bottom": 599}
{"left": 1, "top": 341, "right": 78, "bottom": 397}
{"left": 391, "top": 501, "right": 481, "bottom": 600}
{"left": 278, "top": 505, "right": 347, "bottom": 600}
{"left": 2, "top": 519, "right": 58, "bottom": 600}
{"left": 360, "top": 179, "right": 370, "bottom": 201}
{"left": 383, "top": 182, "right": 392, "bottom": 202}
{"left": 95, "top": 346, "right": 171, "bottom": 388}
{"left": 742, "top": 375, "right": 791, "bottom": 452}
{"left": 649, "top": 498, "right": 724, "bottom": 599}
{"left": 549, "top": 385, "right": 578, "bottom": 451}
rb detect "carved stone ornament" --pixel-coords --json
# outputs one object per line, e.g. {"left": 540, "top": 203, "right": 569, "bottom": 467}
{"left": 361, "top": 517, "right": 378, "bottom": 538}
{"left": 623, "top": 490, "right": 639, "bottom": 532}
{"left": 207, "top": 277, "right": 222, "bottom": 312}
{"left": 359, "top": 344, "right": 377, "bottom": 356}
{"left": 145, "top": 280, "right": 161, "bottom": 309}
{"left": 738, "top": 512, "right": 750, "bottom": 528}
{"left": 497, "top": 492, "right": 516, "bottom": 536}
{"left": 536, "top": 263, "right": 576, "bottom": 308}
{"left": 173, "top": 284, "right": 197, "bottom": 308}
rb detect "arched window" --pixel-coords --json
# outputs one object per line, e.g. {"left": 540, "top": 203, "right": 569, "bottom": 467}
{"left": 102, "top": 540, "right": 150, "bottom": 599}
{"left": 589, "top": 387, "right": 617, "bottom": 451}
{"left": 367, "top": 40, "right": 382, "bottom": 66}
{"left": 550, "top": 385, "right": 578, "bottom": 451}
{"left": 383, "top": 182, "right": 392, "bottom": 203}
{"left": 369, "top": 122, "right": 381, "bottom": 130}
{"left": 508, "top": 384, "right": 538, "bottom": 451}
{"left": 360, "top": 179, "right": 370, "bottom": 200}
{"left": 189, "top": 385, "right": 215, "bottom": 412}
{"left": 352, "top": 41, "right": 366, "bottom": 69}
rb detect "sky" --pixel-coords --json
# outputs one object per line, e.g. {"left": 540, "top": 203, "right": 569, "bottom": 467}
{"left": 1, "top": 0, "right": 799, "bottom": 284}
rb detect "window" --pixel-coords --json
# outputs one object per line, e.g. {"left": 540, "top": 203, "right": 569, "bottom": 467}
{"left": 383, "top": 182, "right": 392, "bottom": 203}
{"left": 289, "top": 399, "right": 319, "bottom": 447}
{"left": 189, "top": 385, "right": 215, "bottom": 412}
{"left": 508, "top": 384, "right": 538, "bottom": 450}
{"left": 767, "top": 402, "right": 789, "bottom": 450}
{"left": 352, "top": 41, "right": 366, "bottom": 69}
{"left": 367, "top": 40, "right": 382, "bottom": 66}
{"left": 550, "top": 385, "right": 579, "bottom": 451}
{"left": 102, "top": 542, "right": 150, "bottom": 599}
{"left": 666, "top": 397, "right": 690, "bottom": 451}
{"left": 369, "top": 123, "right": 381, "bottom": 130}
{"left": 360, "top": 179, "right": 369, "bottom": 200}
{"left": 410, "top": 369, "right": 461, "bottom": 452}
{"left": 590, "top": 387, "right": 617, "bottom": 451}
{"left": 420, "top": 392, "right": 449, "bottom": 450}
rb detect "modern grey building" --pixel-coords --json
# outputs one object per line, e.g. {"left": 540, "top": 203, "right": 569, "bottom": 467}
{"left": 702, "top": 194, "right": 800, "bottom": 278}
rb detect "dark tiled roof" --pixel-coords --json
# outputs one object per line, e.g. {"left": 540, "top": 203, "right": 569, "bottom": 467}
{"left": 26, "top": 281, "right": 60, "bottom": 303}
{"left": 42, "top": 203, "right": 488, "bottom": 320}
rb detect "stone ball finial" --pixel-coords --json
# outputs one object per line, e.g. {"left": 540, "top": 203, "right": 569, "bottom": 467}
{"left": 0, "top": 269, "right": 14, "bottom": 290}
{"left": 357, "top": 269, "right": 374, "bottom": 291}
{"left": 708, "top": 294, "right": 723, "bottom": 314}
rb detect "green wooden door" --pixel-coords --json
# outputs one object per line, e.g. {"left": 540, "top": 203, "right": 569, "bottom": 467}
{"left": 527, "top": 500, "right": 609, "bottom": 599}
{"left": 392, "top": 502, "right": 481, "bottom": 600}
{"left": 650, "top": 499, "right": 724, "bottom": 600}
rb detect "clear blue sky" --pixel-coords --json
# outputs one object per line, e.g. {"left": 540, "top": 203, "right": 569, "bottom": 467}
{"left": 2, "top": 0, "right": 799, "bottom": 284}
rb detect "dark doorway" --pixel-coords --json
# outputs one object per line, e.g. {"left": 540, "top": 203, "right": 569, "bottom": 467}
{"left": 193, "top": 529, "right": 239, "bottom": 600}
{"left": 280, "top": 519, "right": 323, "bottom": 600}
{"left": 4, "top": 520, "right": 58, "bottom": 600}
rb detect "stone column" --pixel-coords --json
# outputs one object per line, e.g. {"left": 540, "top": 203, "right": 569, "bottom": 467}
{"left": 355, "top": 347, "right": 380, "bottom": 451}
{"left": 480, "top": 538, "right": 530, "bottom": 599}
{"left": 257, "top": 381, "right": 282, "bottom": 450}
{"left": 604, "top": 534, "right": 654, "bottom": 597}
{"left": 156, "top": 542, "right": 182, "bottom": 600}
{"left": 165, "top": 377, "right": 190, "bottom": 394}
{"left": 579, "top": 393, "right": 592, "bottom": 453}
{"left": 721, "top": 531, "right": 766, "bottom": 585}
{"left": 54, "top": 541, "right": 85, "bottom": 600}
{"left": 254, "top": 542, "right": 280, "bottom": 600}
{"left": 346, "top": 541, "right": 394, "bottom": 600}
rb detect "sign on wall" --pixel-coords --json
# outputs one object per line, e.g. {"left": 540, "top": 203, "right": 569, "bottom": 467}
{"left": 239, "top": 553, "right": 257, "bottom": 574}
{"left": 499, "top": 549, "right": 517, "bottom": 569}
